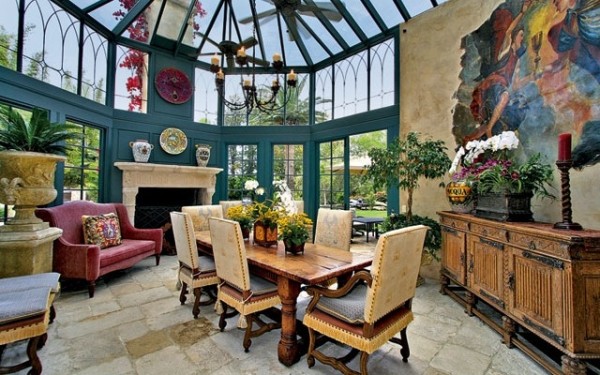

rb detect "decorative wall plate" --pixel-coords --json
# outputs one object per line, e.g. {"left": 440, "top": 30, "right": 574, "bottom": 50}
{"left": 155, "top": 67, "right": 193, "bottom": 104}
{"left": 159, "top": 128, "right": 188, "bottom": 155}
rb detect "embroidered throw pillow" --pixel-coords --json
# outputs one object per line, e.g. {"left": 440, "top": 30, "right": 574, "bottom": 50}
{"left": 82, "top": 213, "right": 122, "bottom": 249}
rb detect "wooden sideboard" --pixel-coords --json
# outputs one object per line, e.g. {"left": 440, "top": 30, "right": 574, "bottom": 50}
{"left": 438, "top": 211, "right": 600, "bottom": 375}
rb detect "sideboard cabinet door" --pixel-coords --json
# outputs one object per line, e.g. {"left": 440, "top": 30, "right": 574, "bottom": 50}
{"left": 467, "top": 234, "right": 505, "bottom": 309}
{"left": 506, "top": 247, "right": 566, "bottom": 348}
{"left": 441, "top": 226, "right": 466, "bottom": 284}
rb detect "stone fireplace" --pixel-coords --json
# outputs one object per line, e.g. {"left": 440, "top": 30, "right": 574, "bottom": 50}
{"left": 114, "top": 162, "right": 222, "bottom": 223}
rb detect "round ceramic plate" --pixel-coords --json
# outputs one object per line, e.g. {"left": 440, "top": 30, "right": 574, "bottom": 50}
{"left": 159, "top": 128, "right": 188, "bottom": 155}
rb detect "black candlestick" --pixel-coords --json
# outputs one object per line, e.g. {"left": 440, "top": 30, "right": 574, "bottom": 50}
{"left": 554, "top": 160, "right": 583, "bottom": 230}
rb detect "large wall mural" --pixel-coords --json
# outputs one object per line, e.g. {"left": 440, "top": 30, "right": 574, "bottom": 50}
{"left": 452, "top": 0, "right": 600, "bottom": 168}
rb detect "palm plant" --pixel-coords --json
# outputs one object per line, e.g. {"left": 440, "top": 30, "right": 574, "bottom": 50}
{"left": 0, "top": 106, "right": 80, "bottom": 154}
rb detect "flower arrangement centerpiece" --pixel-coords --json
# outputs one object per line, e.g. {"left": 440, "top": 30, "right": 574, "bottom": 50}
{"left": 278, "top": 213, "right": 313, "bottom": 254}
{"left": 243, "top": 179, "right": 265, "bottom": 205}
{"left": 449, "top": 131, "right": 554, "bottom": 221}
{"left": 226, "top": 205, "right": 253, "bottom": 239}
{"left": 250, "top": 180, "right": 283, "bottom": 247}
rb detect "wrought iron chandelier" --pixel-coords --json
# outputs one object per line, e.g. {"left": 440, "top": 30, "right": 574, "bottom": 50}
{"left": 209, "top": 0, "right": 297, "bottom": 115}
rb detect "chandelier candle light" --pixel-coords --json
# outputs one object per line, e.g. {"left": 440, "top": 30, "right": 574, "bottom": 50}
{"left": 209, "top": 0, "right": 297, "bottom": 115}
{"left": 554, "top": 132, "right": 582, "bottom": 230}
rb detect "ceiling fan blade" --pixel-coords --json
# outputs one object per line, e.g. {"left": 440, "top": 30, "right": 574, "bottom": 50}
{"left": 193, "top": 31, "right": 221, "bottom": 49}
{"left": 297, "top": 3, "right": 343, "bottom": 22}
{"left": 239, "top": 9, "right": 277, "bottom": 24}
{"left": 239, "top": 36, "right": 258, "bottom": 50}
{"left": 247, "top": 56, "right": 270, "bottom": 67}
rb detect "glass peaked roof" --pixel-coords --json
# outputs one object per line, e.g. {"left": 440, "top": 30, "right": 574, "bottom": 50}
{"left": 56, "top": 0, "right": 445, "bottom": 70}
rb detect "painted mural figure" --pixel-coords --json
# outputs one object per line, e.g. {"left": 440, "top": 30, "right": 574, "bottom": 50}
{"left": 464, "top": 0, "right": 533, "bottom": 144}
{"left": 546, "top": 0, "right": 600, "bottom": 84}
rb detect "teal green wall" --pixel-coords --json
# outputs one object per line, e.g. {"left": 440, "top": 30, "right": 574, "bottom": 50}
{"left": 0, "top": 61, "right": 399, "bottom": 220}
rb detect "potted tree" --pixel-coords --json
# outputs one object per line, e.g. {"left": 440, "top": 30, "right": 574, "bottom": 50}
{"left": 363, "top": 131, "right": 451, "bottom": 261}
{"left": 0, "top": 106, "right": 80, "bottom": 225}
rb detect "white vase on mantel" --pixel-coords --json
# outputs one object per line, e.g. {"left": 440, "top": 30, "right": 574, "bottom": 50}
{"left": 195, "top": 144, "right": 211, "bottom": 167}
{"left": 129, "top": 139, "right": 153, "bottom": 163}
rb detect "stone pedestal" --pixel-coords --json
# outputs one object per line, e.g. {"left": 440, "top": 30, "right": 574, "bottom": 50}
{"left": 0, "top": 222, "right": 62, "bottom": 278}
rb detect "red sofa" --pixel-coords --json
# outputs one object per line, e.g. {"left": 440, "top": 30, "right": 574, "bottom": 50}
{"left": 35, "top": 201, "right": 163, "bottom": 298}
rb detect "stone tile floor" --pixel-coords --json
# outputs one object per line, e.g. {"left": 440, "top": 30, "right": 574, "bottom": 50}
{"left": 2, "top": 236, "right": 549, "bottom": 375}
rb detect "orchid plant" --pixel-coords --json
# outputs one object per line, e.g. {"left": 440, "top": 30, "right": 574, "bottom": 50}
{"left": 449, "top": 131, "right": 555, "bottom": 199}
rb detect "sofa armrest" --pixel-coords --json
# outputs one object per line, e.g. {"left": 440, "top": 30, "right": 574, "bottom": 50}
{"left": 53, "top": 237, "right": 101, "bottom": 282}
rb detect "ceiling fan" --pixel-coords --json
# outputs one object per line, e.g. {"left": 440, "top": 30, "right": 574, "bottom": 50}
{"left": 239, "top": 0, "right": 343, "bottom": 41}
{"left": 196, "top": 33, "right": 269, "bottom": 68}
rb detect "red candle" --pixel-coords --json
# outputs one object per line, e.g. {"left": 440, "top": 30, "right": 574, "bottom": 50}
{"left": 558, "top": 133, "right": 572, "bottom": 161}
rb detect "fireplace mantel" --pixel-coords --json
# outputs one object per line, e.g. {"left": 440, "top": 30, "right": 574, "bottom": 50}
{"left": 114, "top": 162, "right": 223, "bottom": 222}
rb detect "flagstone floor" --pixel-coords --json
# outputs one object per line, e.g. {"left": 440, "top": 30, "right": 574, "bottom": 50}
{"left": 2, "top": 235, "right": 549, "bottom": 375}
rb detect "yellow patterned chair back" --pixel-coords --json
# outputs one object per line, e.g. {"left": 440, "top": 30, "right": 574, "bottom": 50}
{"left": 314, "top": 208, "right": 352, "bottom": 251}
{"left": 181, "top": 205, "right": 223, "bottom": 233}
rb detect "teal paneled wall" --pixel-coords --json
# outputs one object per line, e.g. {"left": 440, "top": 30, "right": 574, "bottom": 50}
{"left": 0, "top": 66, "right": 399, "bottom": 217}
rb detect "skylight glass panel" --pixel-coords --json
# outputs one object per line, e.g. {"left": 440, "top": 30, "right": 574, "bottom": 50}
{"left": 90, "top": 0, "right": 135, "bottom": 30}
{"left": 299, "top": 14, "right": 343, "bottom": 56}
{"left": 329, "top": 18, "right": 359, "bottom": 46}
{"left": 403, "top": 0, "right": 434, "bottom": 18}
{"left": 370, "top": 1, "right": 403, "bottom": 28}
{"left": 342, "top": 1, "right": 380, "bottom": 38}
{"left": 156, "top": 0, "right": 193, "bottom": 42}
{"left": 71, "top": 0, "right": 104, "bottom": 8}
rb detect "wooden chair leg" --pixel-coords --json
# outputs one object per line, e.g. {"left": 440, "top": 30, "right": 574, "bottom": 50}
{"left": 27, "top": 335, "right": 43, "bottom": 375}
{"left": 179, "top": 282, "right": 188, "bottom": 305}
{"left": 155, "top": 254, "right": 160, "bottom": 266}
{"left": 307, "top": 327, "right": 316, "bottom": 368}
{"left": 390, "top": 327, "right": 410, "bottom": 362}
{"left": 219, "top": 304, "right": 229, "bottom": 332}
{"left": 243, "top": 315, "right": 253, "bottom": 352}
{"left": 359, "top": 351, "right": 370, "bottom": 375}
{"left": 49, "top": 305, "right": 56, "bottom": 324}
{"left": 87, "top": 281, "right": 96, "bottom": 298}
{"left": 192, "top": 288, "right": 201, "bottom": 319}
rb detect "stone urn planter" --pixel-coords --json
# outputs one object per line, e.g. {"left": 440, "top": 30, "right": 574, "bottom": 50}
{"left": 0, "top": 150, "right": 66, "bottom": 225}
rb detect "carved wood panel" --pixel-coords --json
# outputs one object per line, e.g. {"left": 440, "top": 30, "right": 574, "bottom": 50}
{"left": 441, "top": 226, "right": 466, "bottom": 284}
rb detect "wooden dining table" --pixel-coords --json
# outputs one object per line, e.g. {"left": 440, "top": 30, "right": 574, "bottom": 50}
{"left": 195, "top": 231, "right": 373, "bottom": 366}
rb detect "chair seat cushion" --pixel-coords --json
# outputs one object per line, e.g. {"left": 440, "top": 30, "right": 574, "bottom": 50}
{"left": 316, "top": 283, "right": 367, "bottom": 324}
{"left": 249, "top": 274, "right": 278, "bottom": 295}
{"left": 0, "top": 287, "right": 50, "bottom": 325}
{"left": 82, "top": 213, "right": 122, "bottom": 249}
{"left": 99, "top": 239, "right": 156, "bottom": 267}
{"left": 198, "top": 255, "right": 216, "bottom": 273}
{"left": 0, "top": 272, "right": 60, "bottom": 294}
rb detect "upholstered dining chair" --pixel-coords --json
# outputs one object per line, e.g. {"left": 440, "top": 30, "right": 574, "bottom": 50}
{"left": 181, "top": 205, "right": 223, "bottom": 234}
{"left": 219, "top": 200, "right": 243, "bottom": 219}
{"left": 313, "top": 208, "right": 353, "bottom": 251}
{"left": 170, "top": 212, "right": 220, "bottom": 319}
{"left": 303, "top": 225, "right": 429, "bottom": 375}
{"left": 208, "top": 217, "right": 281, "bottom": 352}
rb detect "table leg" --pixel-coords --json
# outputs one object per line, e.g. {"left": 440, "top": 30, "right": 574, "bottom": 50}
{"left": 277, "top": 276, "right": 301, "bottom": 366}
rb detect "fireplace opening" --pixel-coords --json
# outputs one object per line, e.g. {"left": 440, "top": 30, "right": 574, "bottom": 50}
{"left": 135, "top": 188, "right": 202, "bottom": 255}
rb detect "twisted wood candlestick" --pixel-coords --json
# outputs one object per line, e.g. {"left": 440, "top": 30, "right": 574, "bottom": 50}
{"left": 554, "top": 160, "right": 583, "bottom": 230}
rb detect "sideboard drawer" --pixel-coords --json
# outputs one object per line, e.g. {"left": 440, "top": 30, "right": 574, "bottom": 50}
{"left": 440, "top": 216, "right": 469, "bottom": 231}
{"left": 470, "top": 222, "right": 507, "bottom": 242}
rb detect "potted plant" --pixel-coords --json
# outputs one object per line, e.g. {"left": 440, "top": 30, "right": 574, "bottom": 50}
{"left": 250, "top": 198, "right": 282, "bottom": 247}
{"left": 226, "top": 205, "right": 254, "bottom": 239}
{"left": 451, "top": 131, "right": 555, "bottom": 221}
{"left": 0, "top": 106, "right": 80, "bottom": 224}
{"left": 363, "top": 131, "right": 451, "bottom": 259}
{"left": 278, "top": 213, "right": 312, "bottom": 254}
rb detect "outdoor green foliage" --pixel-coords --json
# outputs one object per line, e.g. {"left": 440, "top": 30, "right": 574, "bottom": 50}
{"left": 363, "top": 132, "right": 451, "bottom": 220}
{"left": 227, "top": 144, "right": 258, "bottom": 199}
{"left": 0, "top": 106, "right": 81, "bottom": 154}
{"left": 63, "top": 122, "right": 101, "bottom": 202}
{"left": 380, "top": 213, "right": 442, "bottom": 260}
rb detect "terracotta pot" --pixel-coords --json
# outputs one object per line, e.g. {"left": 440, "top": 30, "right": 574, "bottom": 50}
{"left": 0, "top": 150, "right": 66, "bottom": 224}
